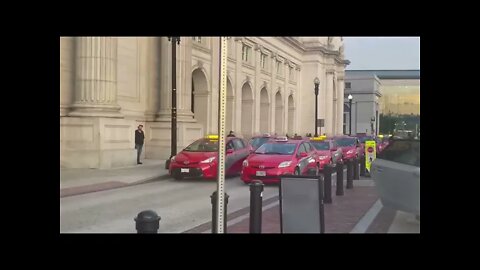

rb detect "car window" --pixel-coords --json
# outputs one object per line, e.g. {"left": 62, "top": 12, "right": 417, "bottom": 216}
{"left": 233, "top": 139, "right": 245, "bottom": 150}
{"left": 226, "top": 141, "right": 235, "bottom": 150}
{"left": 311, "top": 141, "right": 329, "bottom": 150}
{"left": 335, "top": 138, "right": 356, "bottom": 147}
{"left": 250, "top": 137, "right": 270, "bottom": 149}
{"left": 184, "top": 139, "right": 219, "bottom": 152}
{"left": 255, "top": 143, "right": 297, "bottom": 155}
{"left": 298, "top": 143, "right": 307, "bottom": 154}
{"left": 377, "top": 140, "right": 420, "bottom": 167}
{"left": 309, "top": 143, "right": 316, "bottom": 152}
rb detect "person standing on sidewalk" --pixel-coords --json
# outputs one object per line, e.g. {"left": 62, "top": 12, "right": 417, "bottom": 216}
{"left": 135, "top": 125, "right": 145, "bottom": 165}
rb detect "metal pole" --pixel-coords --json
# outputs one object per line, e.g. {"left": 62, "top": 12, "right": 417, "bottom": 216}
{"left": 168, "top": 37, "right": 180, "bottom": 166}
{"left": 215, "top": 37, "right": 228, "bottom": 233}
{"left": 315, "top": 87, "right": 318, "bottom": 137}
{"left": 249, "top": 180, "right": 264, "bottom": 233}
{"left": 349, "top": 99, "right": 352, "bottom": 135}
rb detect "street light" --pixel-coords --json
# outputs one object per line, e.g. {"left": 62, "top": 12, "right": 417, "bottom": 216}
{"left": 370, "top": 116, "right": 375, "bottom": 136}
{"left": 348, "top": 94, "right": 353, "bottom": 135}
{"left": 166, "top": 36, "right": 181, "bottom": 169}
{"left": 314, "top": 77, "right": 320, "bottom": 137}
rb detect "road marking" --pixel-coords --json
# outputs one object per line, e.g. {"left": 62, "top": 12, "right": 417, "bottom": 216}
{"left": 350, "top": 199, "right": 383, "bottom": 233}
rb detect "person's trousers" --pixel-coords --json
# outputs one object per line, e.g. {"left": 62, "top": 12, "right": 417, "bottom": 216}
{"left": 135, "top": 144, "right": 143, "bottom": 163}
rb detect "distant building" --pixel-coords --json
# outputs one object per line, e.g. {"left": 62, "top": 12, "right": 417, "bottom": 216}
{"left": 345, "top": 70, "right": 420, "bottom": 135}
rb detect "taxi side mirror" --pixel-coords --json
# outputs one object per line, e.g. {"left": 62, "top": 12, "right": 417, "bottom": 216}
{"left": 226, "top": 148, "right": 234, "bottom": 154}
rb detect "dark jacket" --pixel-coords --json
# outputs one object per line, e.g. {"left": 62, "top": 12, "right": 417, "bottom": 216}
{"left": 135, "top": 130, "right": 145, "bottom": 145}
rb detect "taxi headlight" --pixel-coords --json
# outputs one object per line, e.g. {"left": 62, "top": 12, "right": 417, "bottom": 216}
{"left": 318, "top": 156, "right": 329, "bottom": 160}
{"left": 200, "top": 157, "right": 215, "bottom": 163}
{"left": 278, "top": 161, "right": 292, "bottom": 168}
{"left": 171, "top": 156, "right": 176, "bottom": 162}
{"left": 347, "top": 150, "right": 355, "bottom": 154}
{"left": 243, "top": 160, "right": 249, "bottom": 167}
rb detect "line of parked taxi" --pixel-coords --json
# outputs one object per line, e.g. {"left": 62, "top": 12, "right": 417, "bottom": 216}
{"left": 168, "top": 133, "right": 390, "bottom": 184}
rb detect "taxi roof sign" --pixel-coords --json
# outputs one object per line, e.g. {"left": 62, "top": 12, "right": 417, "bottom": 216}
{"left": 310, "top": 136, "right": 326, "bottom": 141}
{"left": 206, "top": 135, "right": 219, "bottom": 140}
{"left": 275, "top": 136, "right": 288, "bottom": 142}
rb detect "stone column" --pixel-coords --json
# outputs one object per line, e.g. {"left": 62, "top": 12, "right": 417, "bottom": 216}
{"left": 144, "top": 37, "right": 161, "bottom": 121}
{"left": 254, "top": 44, "right": 262, "bottom": 134}
{"left": 325, "top": 69, "right": 334, "bottom": 135}
{"left": 60, "top": 37, "right": 75, "bottom": 116}
{"left": 270, "top": 53, "right": 278, "bottom": 134}
{"left": 336, "top": 74, "right": 345, "bottom": 135}
{"left": 234, "top": 37, "right": 243, "bottom": 133}
{"left": 69, "top": 37, "right": 122, "bottom": 118}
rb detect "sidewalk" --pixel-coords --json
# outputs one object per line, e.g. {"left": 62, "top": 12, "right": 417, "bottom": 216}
{"left": 60, "top": 159, "right": 170, "bottom": 198}
{"left": 184, "top": 178, "right": 393, "bottom": 233}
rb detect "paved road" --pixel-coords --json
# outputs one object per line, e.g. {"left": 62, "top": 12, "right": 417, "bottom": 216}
{"left": 60, "top": 176, "right": 279, "bottom": 233}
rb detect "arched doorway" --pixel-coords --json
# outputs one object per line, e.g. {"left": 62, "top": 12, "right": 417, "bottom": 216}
{"left": 192, "top": 69, "right": 209, "bottom": 133}
{"left": 241, "top": 83, "right": 253, "bottom": 138}
{"left": 226, "top": 79, "right": 234, "bottom": 133}
{"left": 288, "top": 94, "right": 294, "bottom": 135}
{"left": 275, "top": 91, "right": 283, "bottom": 135}
{"left": 260, "top": 88, "right": 269, "bottom": 133}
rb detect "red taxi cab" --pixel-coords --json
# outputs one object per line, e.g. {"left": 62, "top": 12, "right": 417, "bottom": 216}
{"left": 169, "top": 135, "right": 250, "bottom": 180}
{"left": 331, "top": 136, "right": 362, "bottom": 161}
{"left": 309, "top": 136, "right": 343, "bottom": 169}
{"left": 241, "top": 136, "right": 319, "bottom": 184}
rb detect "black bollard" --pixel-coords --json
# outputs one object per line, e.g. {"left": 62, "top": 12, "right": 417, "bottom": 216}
{"left": 346, "top": 160, "right": 354, "bottom": 189}
{"left": 360, "top": 155, "right": 366, "bottom": 176}
{"left": 135, "top": 210, "right": 161, "bottom": 233}
{"left": 318, "top": 176, "right": 325, "bottom": 233}
{"left": 249, "top": 180, "right": 264, "bottom": 234}
{"left": 353, "top": 157, "right": 360, "bottom": 180}
{"left": 336, "top": 162, "right": 344, "bottom": 196}
{"left": 323, "top": 165, "right": 333, "bottom": 204}
{"left": 211, "top": 191, "right": 229, "bottom": 233}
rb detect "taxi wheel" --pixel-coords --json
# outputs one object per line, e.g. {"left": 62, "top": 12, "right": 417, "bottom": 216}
{"left": 294, "top": 167, "right": 300, "bottom": 175}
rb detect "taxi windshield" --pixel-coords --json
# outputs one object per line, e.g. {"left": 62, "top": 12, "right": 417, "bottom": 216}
{"left": 250, "top": 137, "right": 270, "bottom": 149}
{"left": 335, "top": 138, "right": 356, "bottom": 147}
{"left": 359, "top": 136, "right": 374, "bottom": 143}
{"left": 255, "top": 143, "right": 296, "bottom": 155}
{"left": 311, "top": 141, "right": 329, "bottom": 150}
{"left": 184, "top": 139, "right": 219, "bottom": 152}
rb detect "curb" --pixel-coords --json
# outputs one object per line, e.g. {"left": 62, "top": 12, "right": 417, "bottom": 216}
{"left": 60, "top": 173, "right": 171, "bottom": 198}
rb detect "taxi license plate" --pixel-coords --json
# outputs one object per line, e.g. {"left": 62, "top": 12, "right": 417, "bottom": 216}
{"left": 256, "top": 171, "right": 266, "bottom": 176}
{"left": 181, "top": 168, "right": 190, "bottom": 173}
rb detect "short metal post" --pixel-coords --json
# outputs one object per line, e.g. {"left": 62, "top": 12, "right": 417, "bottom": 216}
{"left": 323, "top": 165, "right": 333, "bottom": 204}
{"left": 360, "top": 155, "right": 366, "bottom": 176}
{"left": 249, "top": 180, "right": 264, "bottom": 233}
{"left": 134, "top": 210, "right": 161, "bottom": 234}
{"left": 346, "top": 160, "right": 354, "bottom": 189}
{"left": 336, "top": 162, "right": 344, "bottom": 196}
{"left": 353, "top": 158, "right": 360, "bottom": 180}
